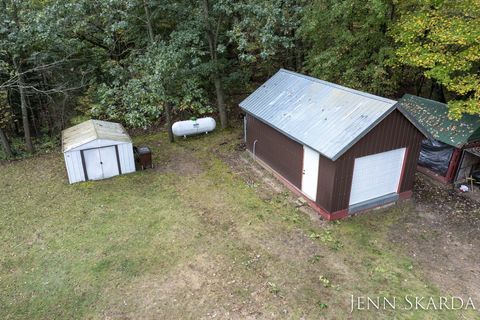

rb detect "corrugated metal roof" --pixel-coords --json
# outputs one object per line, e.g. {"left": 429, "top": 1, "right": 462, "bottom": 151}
{"left": 62, "top": 119, "right": 131, "bottom": 152}
{"left": 397, "top": 94, "right": 480, "bottom": 148}
{"left": 239, "top": 69, "right": 397, "bottom": 160}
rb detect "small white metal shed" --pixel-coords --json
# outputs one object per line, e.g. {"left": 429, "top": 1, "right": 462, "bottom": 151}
{"left": 62, "top": 119, "right": 136, "bottom": 184}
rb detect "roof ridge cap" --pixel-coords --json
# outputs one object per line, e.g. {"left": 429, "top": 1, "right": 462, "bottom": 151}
{"left": 278, "top": 69, "right": 397, "bottom": 105}
{"left": 91, "top": 119, "right": 100, "bottom": 139}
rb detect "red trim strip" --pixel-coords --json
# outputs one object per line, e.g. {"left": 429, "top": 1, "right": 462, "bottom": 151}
{"left": 445, "top": 148, "right": 461, "bottom": 182}
{"left": 417, "top": 165, "right": 450, "bottom": 184}
{"left": 398, "top": 190, "right": 413, "bottom": 200}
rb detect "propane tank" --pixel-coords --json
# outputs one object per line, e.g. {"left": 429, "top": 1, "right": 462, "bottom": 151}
{"left": 172, "top": 117, "right": 216, "bottom": 137}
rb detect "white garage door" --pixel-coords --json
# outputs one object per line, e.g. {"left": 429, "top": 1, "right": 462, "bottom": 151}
{"left": 349, "top": 148, "right": 406, "bottom": 206}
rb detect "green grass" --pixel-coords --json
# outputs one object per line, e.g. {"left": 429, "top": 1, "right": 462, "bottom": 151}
{"left": 0, "top": 129, "right": 477, "bottom": 319}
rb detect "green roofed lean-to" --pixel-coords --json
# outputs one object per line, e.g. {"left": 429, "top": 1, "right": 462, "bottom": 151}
{"left": 397, "top": 94, "right": 480, "bottom": 148}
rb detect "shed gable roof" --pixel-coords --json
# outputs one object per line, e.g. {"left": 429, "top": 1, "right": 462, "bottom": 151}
{"left": 396, "top": 94, "right": 480, "bottom": 148}
{"left": 62, "top": 119, "right": 131, "bottom": 152}
{"left": 239, "top": 69, "right": 397, "bottom": 160}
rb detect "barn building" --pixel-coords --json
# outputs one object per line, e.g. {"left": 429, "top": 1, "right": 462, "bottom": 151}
{"left": 397, "top": 94, "right": 480, "bottom": 185}
{"left": 240, "top": 69, "right": 425, "bottom": 220}
{"left": 62, "top": 119, "right": 136, "bottom": 184}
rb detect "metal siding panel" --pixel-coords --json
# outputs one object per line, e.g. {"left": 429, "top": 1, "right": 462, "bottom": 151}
{"left": 331, "top": 110, "right": 423, "bottom": 212}
{"left": 120, "top": 143, "right": 135, "bottom": 173}
{"left": 67, "top": 151, "right": 85, "bottom": 183}
{"left": 64, "top": 152, "right": 75, "bottom": 184}
{"left": 118, "top": 143, "right": 126, "bottom": 173}
{"left": 246, "top": 114, "right": 303, "bottom": 189}
{"left": 240, "top": 69, "right": 397, "bottom": 160}
{"left": 127, "top": 143, "right": 136, "bottom": 172}
{"left": 75, "top": 151, "right": 86, "bottom": 182}
{"left": 316, "top": 155, "right": 336, "bottom": 212}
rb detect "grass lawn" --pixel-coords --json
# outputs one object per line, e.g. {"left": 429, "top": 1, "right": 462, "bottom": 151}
{"left": 0, "top": 127, "right": 478, "bottom": 319}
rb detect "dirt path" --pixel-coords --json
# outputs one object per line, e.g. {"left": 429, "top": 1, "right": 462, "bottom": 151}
{"left": 390, "top": 175, "right": 480, "bottom": 304}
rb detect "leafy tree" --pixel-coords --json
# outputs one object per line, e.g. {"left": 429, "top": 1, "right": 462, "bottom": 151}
{"left": 228, "top": 0, "right": 305, "bottom": 69}
{"left": 82, "top": 0, "right": 302, "bottom": 131}
{"left": 0, "top": 0, "right": 39, "bottom": 153}
{"left": 90, "top": 33, "right": 210, "bottom": 140}
{"left": 391, "top": 0, "right": 480, "bottom": 118}
{"left": 300, "top": 0, "right": 398, "bottom": 96}
{"left": 1, "top": 0, "right": 88, "bottom": 153}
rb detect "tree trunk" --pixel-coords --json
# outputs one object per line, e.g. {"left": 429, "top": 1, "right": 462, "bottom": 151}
{"left": 202, "top": 0, "right": 228, "bottom": 129}
{"left": 416, "top": 75, "right": 425, "bottom": 96}
{"left": 165, "top": 103, "right": 174, "bottom": 143}
{"left": 0, "top": 128, "right": 13, "bottom": 158}
{"left": 437, "top": 83, "right": 446, "bottom": 103}
{"left": 15, "top": 63, "right": 34, "bottom": 153}
{"left": 143, "top": 0, "right": 154, "bottom": 43}
{"left": 213, "top": 76, "right": 227, "bottom": 129}
{"left": 428, "top": 81, "right": 434, "bottom": 99}
{"left": 28, "top": 95, "right": 39, "bottom": 136}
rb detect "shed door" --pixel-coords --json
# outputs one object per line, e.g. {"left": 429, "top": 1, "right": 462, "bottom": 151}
{"left": 302, "top": 146, "right": 319, "bottom": 201}
{"left": 83, "top": 149, "right": 103, "bottom": 180}
{"left": 82, "top": 146, "right": 120, "bottom": 181}
{"left": 99, "top": 146, "right": 120, "bottom": 178}
{"left": 349, "top": 148, "right": 406, "bottom": 206}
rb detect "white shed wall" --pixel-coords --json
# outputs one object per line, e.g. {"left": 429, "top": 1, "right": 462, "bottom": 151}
{"left": 118, "top": 143, "right": 136, "bottom": 174}
{"left": 64, "top": 150, "right": 86, "bottom": 184}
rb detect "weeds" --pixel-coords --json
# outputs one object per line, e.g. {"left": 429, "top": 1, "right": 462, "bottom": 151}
{"left": 308, "top": 254, "right": 323, "bottom": 264}
{"left": 317, "top": 302, "right": 328, "bottom": 309}
{"left": 267, "top": 281, "right": 281, "bottom": 296}
{"left": 309, "top": 230, "right": 343, "bottom": 251}
{"left": 319, "top": 275, "right": 331, "bottom": 288}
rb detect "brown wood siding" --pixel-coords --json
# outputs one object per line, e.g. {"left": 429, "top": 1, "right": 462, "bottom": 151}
{"left": 245, "top": 114, "right": 303, "bottom": 188}
{"left": 329, "top": 109, "right": 424, "bottom": 212}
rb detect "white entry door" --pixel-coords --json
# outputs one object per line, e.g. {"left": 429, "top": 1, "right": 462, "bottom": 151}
{"left": 302, "top": 146, "right": 319, "bottom": 201}
{"left": 349, "top": 148, "right": 406, "bottom": 206}
{"left": 83, "top": 146, "right": 120, "bottom": 181}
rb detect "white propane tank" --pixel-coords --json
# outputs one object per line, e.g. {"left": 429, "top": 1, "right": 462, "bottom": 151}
{"left": 172, "top": 117, "right": 216, "bottom": 137}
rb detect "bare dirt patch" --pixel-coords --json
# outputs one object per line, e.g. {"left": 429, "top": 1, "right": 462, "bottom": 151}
{"left": 103, "top": 253, "right": 230, "bottom": 319}
{"left": 154, "top": 148, "right": 203, "bottom": 175}
{"left": 102, "top": 250, "right": 297, "bottom": 320}
{"left": 390, "top": 174, "right": 480, "bottom": 303}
